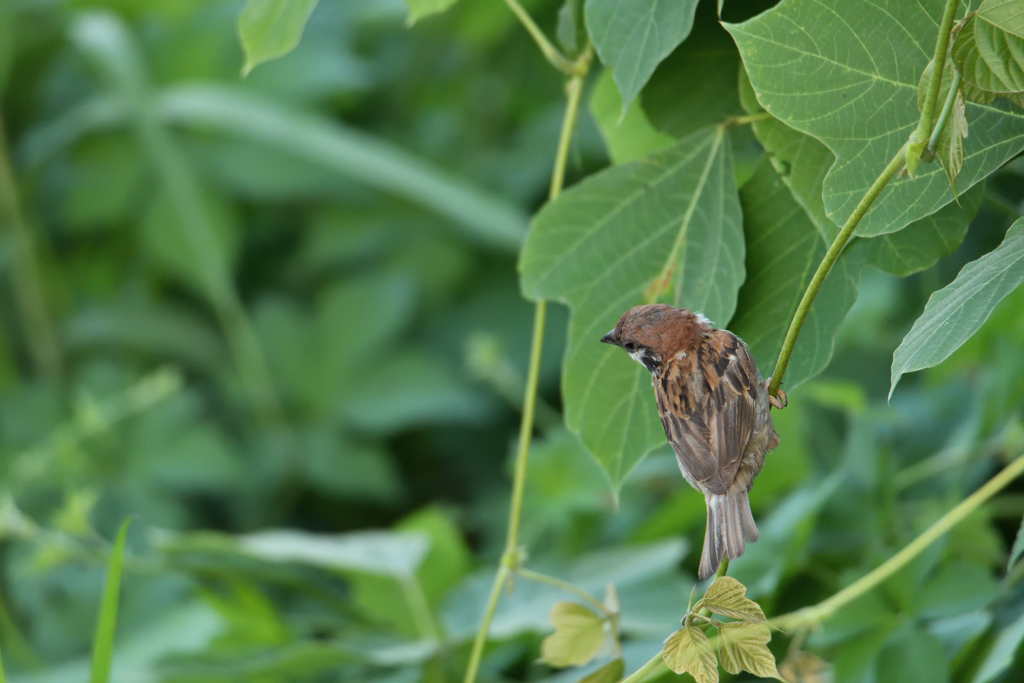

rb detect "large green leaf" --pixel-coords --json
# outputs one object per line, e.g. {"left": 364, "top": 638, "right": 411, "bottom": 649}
{"left": 890, "top": 217, "right": 1024, "bottom": 398}
{"left": 730, "top": 162, "right": 860, "bottom": 391}
{"left": 238, "top": 0, "right": 320, "bottom": 76}
{"left": 585, "top": 0, "right": 700, "bottom": 112}
{"left": 974, "top": 611, "right": 1024, "bottom": 683}
{"left": 742, "top": 79, "right": 982, "bottom": 276}
{"left": 520, "top": 126, "right": 744, "bottom": 491}
{"left": 727, "top": 0, "right": 1024, "bottom": 237}
{"left": 952, "top": 0, "right": 1024, "bottom": 97}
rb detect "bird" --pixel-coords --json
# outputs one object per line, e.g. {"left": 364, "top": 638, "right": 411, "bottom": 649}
{"left": 600, "top": 304, "right": 785, "bottom": 579}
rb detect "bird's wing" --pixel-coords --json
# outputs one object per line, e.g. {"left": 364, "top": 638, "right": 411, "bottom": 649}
{"left": 700, "top": 330, "right": 757, "bottom": 492}
{"left": 655, "top": 355, "right": 719, "bottom": 489}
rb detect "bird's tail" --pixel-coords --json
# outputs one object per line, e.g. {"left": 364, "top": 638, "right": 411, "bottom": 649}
{"left": 699, "top": 489, "right": 759, "bottom": 580}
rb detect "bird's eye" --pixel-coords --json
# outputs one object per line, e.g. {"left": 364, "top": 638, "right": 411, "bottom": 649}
{"left": 623, "top": 342, "right": 636, "bottom": 351}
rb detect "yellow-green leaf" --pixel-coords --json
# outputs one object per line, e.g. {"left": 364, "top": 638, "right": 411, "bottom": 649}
{"left": 541, "top": 601, "right": 606, "bottom": 668}
{"left": 237, "top": 0, "right": 319, "bottom": 76}
{"left": 717, "top": 621, "right": 781, "bottom": 680}
{"left": 663, "top": 624, "right": 718, "bottom": 683}
{"left": 701, "top": 576, "right": 765, "bottom": 622}
{"left": 578, "top": 658, "right": 624, "bottom": 683}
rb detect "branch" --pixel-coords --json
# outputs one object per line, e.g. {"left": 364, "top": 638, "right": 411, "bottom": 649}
{"left": 462, "top": 46, "right": 593, "bottom": 683}
{"left": 500, "top": 0, "right": 578, "bottom": 75}
{"left": 768, "top": 147, "right": 907, "bottom": 397}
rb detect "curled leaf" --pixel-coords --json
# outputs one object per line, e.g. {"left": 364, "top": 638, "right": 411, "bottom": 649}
{"left": 701, "top": 576, "right": 766, "bottom": 622}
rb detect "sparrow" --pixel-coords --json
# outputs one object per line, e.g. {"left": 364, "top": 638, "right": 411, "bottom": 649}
{"left": 601, "top": 304, "right": 785, "bottom": 579}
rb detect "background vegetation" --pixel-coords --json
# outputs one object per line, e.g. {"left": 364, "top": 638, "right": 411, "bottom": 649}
{"left": 2, "top": 0, "right": 1024, "bottom": 682}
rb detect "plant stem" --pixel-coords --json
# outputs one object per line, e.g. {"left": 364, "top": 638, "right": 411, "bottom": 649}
{"left": 619, "top": 452, "right": 1024, "bottom": 683}
{"left": 515, "top": 567, "right": 610, "bottom": 616}
{"left": 768, "top": 147, "right": 908, "bottom": 396}
{"left": 500, "top": 0, "right": 578, "bottom": 75}
{"left": 0, "top": 121, "right": 63, "bottom": 381}
{"left": 462, "top": 48, "right": 590, "bottom": 683}
{"left": 775, "top": 451, "right": 1024, "bottom": 629}
{"left": 928, "top": 70, "right": 963, "bottom": 153}
{"left": 913, "top": 0, "right": 962, "bottom": 148}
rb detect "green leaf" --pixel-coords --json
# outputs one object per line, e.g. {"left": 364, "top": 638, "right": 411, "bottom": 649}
{"left": 590, "top": 69, "right": 674, "bottom": 164}
{"left": 520, "top": 127, "right": 744, "bottom": 491}
{"left": 890, "top": 217, "right": 1024, "bottom": 398}
{"left": 974, "top": 611, "right": 1024, "bottom": 683}
{"left": 89, "top": 518, "right": 131, "bottom": 683}
{"left": 662, "top": 623, "right": 718, "bottom": 683}
{"left": 578, "top": 658, "right": 624, "bottom": 683}
{"left": 701, "top": 576, "right": 765, "bottom": 622}
{"left": 859, "top": 183, "right": 983, "bottom": 277}
{"left": 557, "top": 0, "right": 587, "bottom": 57}
{"left": 540, "top": 602, "right": 606, "bottom": 668}
{"left": 642, "top": 2, "right": 743, "bottom": 140}
{"left": 585, "top": 0, "right": 700, "bottom": 112}
{"left": 876, "top": 626, "right": 949, "bottom": 683}
{"left": 238, "top": 0, "right": 320, "bottom": 76}
{"left": 952, "top": 2, "right": 1024, "bottom": 98}
{"left": 717, "top": 621, "right": 781, "bottom": 680}
{"left": 159, "top": 86, "right": 527, "bottom": 252}
{"left": 404, "top": 0, "right": 458, "bottom": 26}
{"left": 730, "top": 162, "right": 861, "bottom": 391}
{"left": 240, "top": 530, "right": 429, "bottom": 577}
{"left": 727, "top": 0, "right": 1024, "bottom": 237}
{"left": 1010, "top": 515, "right": 1024, "bottom": 571}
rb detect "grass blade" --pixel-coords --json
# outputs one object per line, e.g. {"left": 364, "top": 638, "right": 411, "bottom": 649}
{"left": 89, "top": 518, "right": 131, "bottom": 683}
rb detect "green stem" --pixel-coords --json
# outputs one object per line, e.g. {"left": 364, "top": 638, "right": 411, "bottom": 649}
{"left": 913, "top": 0, "right": 962, "bottom": 147}
{"left": 462, "top": 563, "right": 509, "bottom": 683}
{"left": 463, "top": 46, "right": 591, "bottom": 683}
{"left": 775, "top": 451, "right": 1024, "bottom": 629}
{"left": 500, "top": 0, "right": 577, "bottom": 75}
{"left": 723, "top": 112, "right": 772, "bottom": 127}
{"left": 928, "top": 70, "right": 962, "bottom": 153}
{"left": 515, "top": 567, "right": 610, "bottom": 616}
{"left": 0, "top": 121, "right": 63, "bottom": 380}
{"left": 620, "top": 453, "right": 1024, "bottom": 683}
{"left": 768, "top": 147, "right": 908, "bottom": 396}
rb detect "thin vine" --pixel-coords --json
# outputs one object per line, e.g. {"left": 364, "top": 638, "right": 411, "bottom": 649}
{"left": 461, "top": 24, "right": 593, "bottom": 683}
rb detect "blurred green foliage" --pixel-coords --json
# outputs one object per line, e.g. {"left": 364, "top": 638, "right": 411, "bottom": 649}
{"left": 0, "top": 1, "right": 1023, "bottom": 682}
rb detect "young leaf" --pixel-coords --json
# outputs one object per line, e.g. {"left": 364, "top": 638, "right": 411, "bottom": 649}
{"left": 730, "top": 162, "right": 861, "bottom": 392}
{"left": 917, "top": 57, "right": 970, "bottom": 194}
{"left": 590, "top": 69, "right": 673, "bottom": 164}
{"left": 578, "top": 658, "right": 624, "bottom": 683}
{"left": 663, "top": 623, "right": 718, "bottom": 683}
{"left": 520, "top": 127, "right": 744, "bottom": 491}
{"left": 952, "top": 2, "right": 1024, "bottom": 98}
{"left": 585, "top": 0, "right": 699, "bottom": 112}
{"left": 557, "top": 0, "right": 587, "bottom": 57}
{"left": 540, "top": 602, "right": 606, "bottom": 668}
{"left": 717, "top": 621, "right": 781, "bottom": 680}
{"left": 891, "top": 217, "right": 1024, "bottom": 398}
{"left": 778, "top": 651, "right": 830, "bottom": 683}
{"left": 701, "top": 576, "right": 765, "bottom": 622}
{"left": 238, "top": 0, "right": 320, "bottom": 76}
{"left": 90, "top": 518, "right": 132, "bottom": 683}
{"left": 727, "top": 0, "right": 1024, "bottom": 237}
{"left": 404, "top": 0, "right": 459, "bottom": 27}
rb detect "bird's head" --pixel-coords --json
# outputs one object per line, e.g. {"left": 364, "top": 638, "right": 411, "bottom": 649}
{"left": 600, "top": 304, "right": 711, "bottom": 374}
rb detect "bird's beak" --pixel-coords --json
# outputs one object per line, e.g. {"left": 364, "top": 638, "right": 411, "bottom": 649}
{"left": 600, "top": 329, "right": 619, "bottom": 345}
